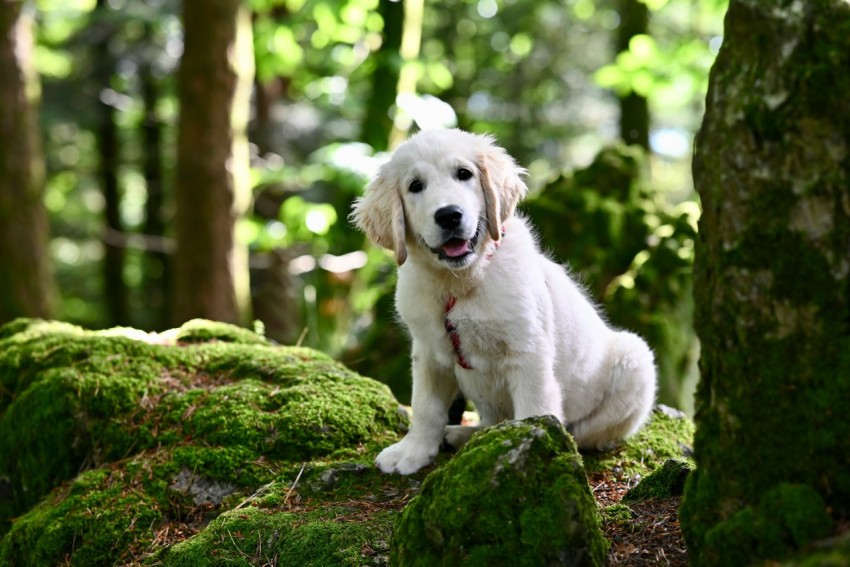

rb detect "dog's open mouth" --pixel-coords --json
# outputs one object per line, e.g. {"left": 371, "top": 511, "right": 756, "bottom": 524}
{"left": 430, "top": 227, "right": 481, "bottom": 263}
{"left": 442, "top": 238, "right": 472, "bottom": 258}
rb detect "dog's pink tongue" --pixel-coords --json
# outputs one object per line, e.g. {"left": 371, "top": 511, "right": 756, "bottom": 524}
{"left": 443, "top": 239, "right": 470, "bottom": 258}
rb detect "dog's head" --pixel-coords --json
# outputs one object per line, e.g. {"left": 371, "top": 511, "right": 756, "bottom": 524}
{"left": 350, "top": 129, "right": 527, "bottom": 268}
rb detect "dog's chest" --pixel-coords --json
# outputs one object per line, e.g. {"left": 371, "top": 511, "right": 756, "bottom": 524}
{"left": 444, "top": 306, "right": 508, "bottom": 365}
{"left": 396, "top": 260, "right": 542, "bottom": 367}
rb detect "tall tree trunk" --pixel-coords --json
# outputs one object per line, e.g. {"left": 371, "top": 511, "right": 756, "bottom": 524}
{"left": 94, "top": 0, "right": 128, "bottom": 326}
{"left": 0, "top": 1, "right": 55, "bottom": 324}
{"left": 361, "top": 0, "right": 404, "bottom": 152}
{"left": 253, "top": 4, "right": 290, "bottom": 158}
{"left": 388, "top": 0, "right": 424, "bottom": 148}
{"left": 253, "top": 76, "right": 284, "bottom": 156}
{"left": 173, "top": 0, "right": 254, "bottom": 326}
{"left": 140, "top": 21, "right": 168, "bottom": 330}
{"left": 616, "top": 0, "right": 649, "bottom": 149}
{"left": 681, "top": 1, "right": 850, "bottom": 565}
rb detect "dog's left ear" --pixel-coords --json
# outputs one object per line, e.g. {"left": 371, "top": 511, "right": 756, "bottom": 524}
{"left": 350, "top": 170, "right": 408, "bottom": 265}
{"left": 477, "top": 139, "right": 528, "bottom": 241}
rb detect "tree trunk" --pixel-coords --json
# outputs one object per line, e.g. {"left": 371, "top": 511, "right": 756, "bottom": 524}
{"left": 141, "top": 22, "right": 169, "bottom": 330}
{"left": 388, "top": 0, "right": 424, "bottom": 148}
{"left": 0, "top": 1, "right": 55, "bottom": 324}
{"left": 94, "top": 0, "right": 128, "bottom": 326}
{"left": 253, "top": 4, "right": 290, "bottom": 158}
{"left": 616, "top": 0, "right": 649, "bottom": 150}
{"left": 253, "top": 76, "right": 284, "bottom": 156}
{"left": 172, "top": 0, "right": 254, "bottom": 326}
{"left": 680, "top": 1, "right": 850, "bottom": 564}
{"left": 361, "top": 0, "right": 404, "bottom": 152}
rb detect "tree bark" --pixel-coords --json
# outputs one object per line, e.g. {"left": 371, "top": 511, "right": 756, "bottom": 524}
{"left": 172, "top": 0, "right": 254, "bottom": 326}
{"left": 141, "top": 21, "right": 168, "bottom": 330}
{"left": 616, "top": 0, "right": 649, "bottom": 150}
{"left": 681, "top": 1, "right": 850, "bottom": 564}
{"left": 0, "top": 1, "right": 55, "bottom": 324}
{"left": 94, "top": 0, "right": 128, "bottom": 326}
{"left": 361, "top": 0, "right": 404, "bottom": 152}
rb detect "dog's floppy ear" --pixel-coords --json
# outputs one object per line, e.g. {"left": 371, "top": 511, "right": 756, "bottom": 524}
{"left": 477, "top": 139, "right": 528, "bottom": 241}
{"left": 350, "top": 170, "right": 408, "bottom": 265}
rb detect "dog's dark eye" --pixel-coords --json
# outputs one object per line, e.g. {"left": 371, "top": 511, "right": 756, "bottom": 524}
{"left": 457, "top": 167, "right": 473, "bottom": 181}
{"left": 409, "top": 179, "right": 423, "bottom": 193}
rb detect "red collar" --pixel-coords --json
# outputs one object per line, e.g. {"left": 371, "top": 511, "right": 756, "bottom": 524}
{"left": 444, "top": 295, "right": 472, "bottom": 369}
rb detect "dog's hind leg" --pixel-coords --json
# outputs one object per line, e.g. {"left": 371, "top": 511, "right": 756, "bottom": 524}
{"left": 443, "top": 424, "right": 484, "bottom": 449}
{"left": 569, "top": 331, "right": 656, "bottom": 450}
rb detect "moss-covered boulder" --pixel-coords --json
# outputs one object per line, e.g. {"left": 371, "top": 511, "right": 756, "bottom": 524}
{"left": 391, "top": 416, "right": 608, "bottom": 566}
{"left": 0, "top": 318, "right": 403, "bottom": 564}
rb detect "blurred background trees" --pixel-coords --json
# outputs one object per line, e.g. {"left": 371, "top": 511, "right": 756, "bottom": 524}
{"left": 1, "top": 0, "right": 727, "bottom": 414}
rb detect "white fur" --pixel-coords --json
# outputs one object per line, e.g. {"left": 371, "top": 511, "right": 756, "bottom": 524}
{"left": 351, "top": 129, "right": 657, "bottom": 475}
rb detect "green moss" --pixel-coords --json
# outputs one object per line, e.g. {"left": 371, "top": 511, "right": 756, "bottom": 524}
{"left": 391, "top": 416, "right": 607, "bottom": 566}
{"left": 170, "top": 446, "right": 276, "bottom": 489}
{"left": 172, "top": 318, "right": 272, "bottom": 345}
{"left": 784, "top": 531, "right": 850, "bottom": 566}
{"left": 601, "top": 503, "right": 633, "bottom": 526}
{"left": 699, "top": 483, "right": 833, "bottom": 565}
{"left": 0, "top": 466, "right": 164, "bottom": 567}
{"left": 583, "top": 405, "right": 695, "bottom": 478}
{"left": 0, "top": 318, "right": 400, "bottom": 537}
{"left": 623, "top": 459, "right": 693, "bottom": 503}
{"left": 0, "top": 328, "right": 177, "bottom": 521}
{"left": 157, "top": 504, "right": 396, "bottom": 566}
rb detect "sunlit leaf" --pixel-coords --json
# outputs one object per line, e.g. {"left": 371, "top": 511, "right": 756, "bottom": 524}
{"left": 509, "top": 33, "right": 533, "bottom": 57}
{"left": 574, "top": 0, "right": 595, "bottom": 20}
{"left": 35, "top": 46, "right": 73, "bottom": 79}
{"left": 629, "top": 34, "right": 658, "bottom": 61}
{"left": 640, "top": 0, "right": 670, "bottom": 11}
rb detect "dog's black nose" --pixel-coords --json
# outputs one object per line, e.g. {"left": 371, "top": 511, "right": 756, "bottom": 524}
{"left": 434, "top": 205, "right": 463, "bottom": 230}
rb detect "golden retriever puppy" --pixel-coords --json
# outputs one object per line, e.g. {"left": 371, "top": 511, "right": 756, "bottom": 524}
{"left": 351, "top": 129, "right": 656, "bottom": 475}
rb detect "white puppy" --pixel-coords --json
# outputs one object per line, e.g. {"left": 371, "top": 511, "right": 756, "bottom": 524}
{"left": 351, "top": 129, "right": 656, "bottom": 475}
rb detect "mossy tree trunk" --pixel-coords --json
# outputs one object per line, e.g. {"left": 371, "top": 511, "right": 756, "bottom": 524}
{"left": 0, "top": 1, "right": 55, "bottom": 325}
{"left": 680, "top": 1, "right": 850, "bottom": 565}
{"left": 173, "top": 0, "right": 254, "bottom": 326}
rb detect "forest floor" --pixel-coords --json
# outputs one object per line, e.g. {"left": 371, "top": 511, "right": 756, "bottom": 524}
{"left": 591, "top": 470, "right": 688, "bottom": 566}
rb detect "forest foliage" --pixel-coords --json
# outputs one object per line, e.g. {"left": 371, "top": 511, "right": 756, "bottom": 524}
{"left": 8, "top": 0, "right": 726, "bottom": 411}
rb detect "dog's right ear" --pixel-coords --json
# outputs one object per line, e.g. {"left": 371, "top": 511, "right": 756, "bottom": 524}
{"left": 350, "top": 170, "right": 408, "bottom": 266}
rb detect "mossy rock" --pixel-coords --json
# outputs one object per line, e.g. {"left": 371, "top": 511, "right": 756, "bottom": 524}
{"left": 156, "top": 497, "right": 398, "bottom": 566}
{"left": 391, "top": 415, "right": 608, "bottom": 566}
{"left": 0, "top": 318, "right": 403, "bottom": 563}
{"left": 623, "top": 458, "right": 693, "bottom": 504}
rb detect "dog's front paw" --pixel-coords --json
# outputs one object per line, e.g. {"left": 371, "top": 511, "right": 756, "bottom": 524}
{"left": 375, "top": 438, "right": 436, "bottom": 475}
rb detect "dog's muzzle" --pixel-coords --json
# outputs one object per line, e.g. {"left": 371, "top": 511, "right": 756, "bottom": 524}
{"left": 428, "top": 207, "right": 482, "bottom": 264}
